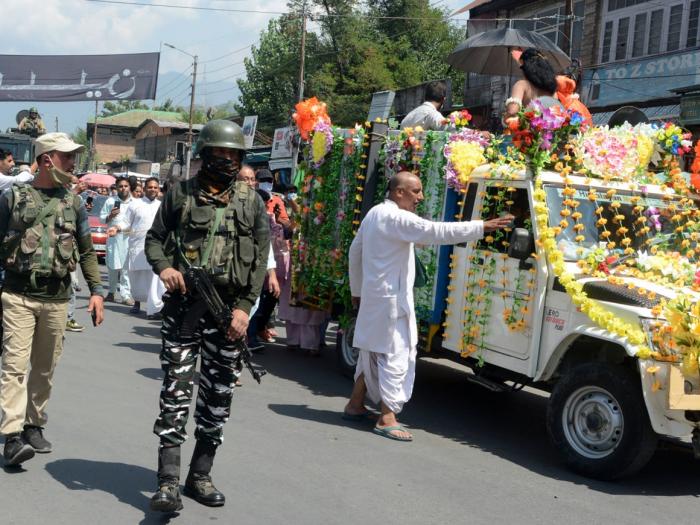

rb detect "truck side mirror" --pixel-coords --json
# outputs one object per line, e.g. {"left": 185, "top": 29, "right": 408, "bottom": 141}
{"left": 507, "top": 228, "right": 534, "bottom": 261}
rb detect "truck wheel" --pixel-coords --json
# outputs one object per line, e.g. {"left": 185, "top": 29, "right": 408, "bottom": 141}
{"left": 546, "top": 363, "right": 658, "bottom": 480}
{"left": 335, "top": 318, "right": 359, "bottom": 379}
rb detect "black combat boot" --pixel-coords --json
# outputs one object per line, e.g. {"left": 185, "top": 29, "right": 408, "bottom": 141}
{"left": 22, "top": 425, "right": 52, "bottom": 453}
{"left": 184, "top": 440, "right": 225, "bottom": 507}
{"left": 150, "top": 445, "right": 183, "bottom": 513}
{"left": 3, "top": 432, "right": 35, "bottom": 466}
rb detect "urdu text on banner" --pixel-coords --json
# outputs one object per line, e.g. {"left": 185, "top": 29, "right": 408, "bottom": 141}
{"left": 0, "top": 53, "right": 160, "bottom": 102}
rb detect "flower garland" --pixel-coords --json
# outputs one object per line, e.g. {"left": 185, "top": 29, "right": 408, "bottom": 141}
{"left": 532, "top": 176, "right": 654, "bottom": 358}
{"left": 309, "top": 120, "right": 334, "bottom": 169}
{"left": 443, "top": 129, "right": 489, "bottom": 191}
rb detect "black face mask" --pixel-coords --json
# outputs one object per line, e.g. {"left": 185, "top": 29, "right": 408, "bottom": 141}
{"left": 201, "top": 151, "right": 239, "bottom": 181}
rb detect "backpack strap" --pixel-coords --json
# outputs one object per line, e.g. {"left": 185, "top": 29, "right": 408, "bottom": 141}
{"left": 200, "top": 207, "right": 225, "bottom": 270}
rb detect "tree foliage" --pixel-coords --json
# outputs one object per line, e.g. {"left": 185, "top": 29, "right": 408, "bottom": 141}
{"left": 236, "top": 0, "right": 463, "bottom": 132}
{"left": 99, "top": 100, "right": 150, "bottom": 117}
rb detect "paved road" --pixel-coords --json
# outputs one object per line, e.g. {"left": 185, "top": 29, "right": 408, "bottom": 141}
{"left": 0, "top": 274, "right": 698, "bottom": 524}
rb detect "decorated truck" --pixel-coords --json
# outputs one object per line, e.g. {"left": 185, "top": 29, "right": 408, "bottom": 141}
{"left": 290, "top": 98, "right": 700, "bottom": 480}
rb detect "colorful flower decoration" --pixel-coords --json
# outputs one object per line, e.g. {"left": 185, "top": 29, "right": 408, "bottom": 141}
{"left": 292, "top": 97, "right": 331, "bottom": 140}
{"left": 310, "top": 120, "right": 334, "bottom": 169}
{"left": 446, "top": 109, "right": 472, "bottom": 129}
{"left": 443, "top": 129, "right": 489, "bottom": 190}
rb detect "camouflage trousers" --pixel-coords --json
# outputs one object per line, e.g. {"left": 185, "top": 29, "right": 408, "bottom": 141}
{"left": 153, "top": 292, "right": 242, "bottom": 447}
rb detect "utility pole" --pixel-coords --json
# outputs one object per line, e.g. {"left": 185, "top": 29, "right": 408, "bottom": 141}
{"left": 297, "top": 2, "right": 307, "bottom": 102}
{"left": 92, "top": 100, "right": 99, "bottom": 171}
{"left": 55, "top": 116, "right": 58, "bottom": 132}
{"left": 164, "top": 43, "right": 198, "bottom": 179}
{"left": 562, "top": 0, "right": 574, "bottom": 57}
{"left": 186, "top": 55, "right": 198, "bottom": 179}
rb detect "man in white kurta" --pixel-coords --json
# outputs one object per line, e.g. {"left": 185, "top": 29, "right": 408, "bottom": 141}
{"left": 344, "top": 171, "right": 512, "bottom": 441}
{"left": 100, "top": 176, "right": 133, "bottom": 304}
{"left": 110, "top": 177, "right": 165, "bottom": 317}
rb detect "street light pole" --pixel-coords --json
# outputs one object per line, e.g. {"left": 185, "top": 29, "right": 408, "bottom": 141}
{"left": 186, "top": 56, "right": 198, "bottom": 179}
{"left": 164, "top": 43, "right": 198, "bottom": 179}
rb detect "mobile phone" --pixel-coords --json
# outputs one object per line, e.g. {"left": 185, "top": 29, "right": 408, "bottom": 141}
{"left": 91, "top": 309, "right": 97, "bottom": 327}
{"left": 113, "top": 200, "right": 121, "bottom": 209}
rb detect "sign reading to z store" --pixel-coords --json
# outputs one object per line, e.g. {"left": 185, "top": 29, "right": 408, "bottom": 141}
{"left": 582, "top": 49, "right": 700, "bottom": 108}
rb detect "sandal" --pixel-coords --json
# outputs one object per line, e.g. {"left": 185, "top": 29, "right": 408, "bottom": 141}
{"left": 372, "top": 425, "right": 413, "bottom": 442}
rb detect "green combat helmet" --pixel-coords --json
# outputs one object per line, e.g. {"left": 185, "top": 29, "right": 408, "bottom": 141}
{"left": 29, "top": 107, "right": 39, "bottom": 116}
{"left": 194, "top": 120, "right": 246, "bottom": 157}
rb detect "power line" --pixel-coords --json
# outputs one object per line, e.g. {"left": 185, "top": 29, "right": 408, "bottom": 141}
{"left": 200, "top": 44, "right": 253, "bottom": 64}
{"left": 198, "top": 71, "right": 246, "bottom": 86}
{"left": 157, "top": 74, "right": 192, "bottom": 99}
{"left": 157, "top": 64, "right": 192, "bottom": 90}
{"left": 85, "top": 0, "right": 289, "bottom": 15}
{"left": 204, "top": 60, "right": 245, "bottom": 75}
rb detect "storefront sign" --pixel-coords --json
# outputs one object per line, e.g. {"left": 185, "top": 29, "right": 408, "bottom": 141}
{"left": 680, "top": 94, "right": 700, "bottom": 126}
{"left": 581, "top": 49, "right": 700, "bottom": 108}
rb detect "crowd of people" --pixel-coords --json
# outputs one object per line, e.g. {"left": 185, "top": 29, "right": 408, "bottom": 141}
{"left": 0, "top": 46, "right": 575, "bottom": 514}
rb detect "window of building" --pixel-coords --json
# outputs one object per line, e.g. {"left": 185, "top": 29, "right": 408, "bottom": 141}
{"left": 608, "top": 0, "right": 654, "bottom": 12}
{"left": 615, "top": 17, "right": 630, "bottom": 60}
{"left": 688, "top": 0, "right": 700, "bottom": 47}
{"left": 602, "top": 21, "right": 614, "bottom": 62}
{"left": 632, "top": 12, "right": 647, "bottom": 57}
{"left": 647, "top": 9, "right": 663, "bottom": 55}
{"left": 512, "top": 1, "right": 585, "bottom": 59}
{"left": 600, "top": 1, "right": 700, "bottom": 63}
{"left": 668, "top": 4, "right": 685, "bottom": 51}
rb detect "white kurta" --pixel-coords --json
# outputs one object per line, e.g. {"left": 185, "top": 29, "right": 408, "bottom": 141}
{"left": 118, "top": 197, "right": 162, "bottom": 271}
{"left": 117, "top": 196, "right": 164, "bottom": 312}
{"left": 348, "top": 199, "right": 484, "bottom": 413}
{"left": 349, "top": 199, "right": 484, "bottom": 353}
{"left": 99, "top": 195, "right": 133, "bottom": 270}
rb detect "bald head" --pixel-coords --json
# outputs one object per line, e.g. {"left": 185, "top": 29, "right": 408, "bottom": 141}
{"left": 388, "top": 171, "right": 420, "bottom": 193}
{"left": 388, "top": 170, "right": 423, "bottom": 213}
{"left": 237, "top": 164, "right": 256, "bottom": 188}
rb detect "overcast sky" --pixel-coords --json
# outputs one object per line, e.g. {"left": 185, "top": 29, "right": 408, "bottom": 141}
{"left": 0, "top": 0, "right": 470, "bottom": 134}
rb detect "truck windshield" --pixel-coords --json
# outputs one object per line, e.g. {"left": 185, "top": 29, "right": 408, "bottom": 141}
{"left": 543, "top": 184, "right": 698, "bottom": 261}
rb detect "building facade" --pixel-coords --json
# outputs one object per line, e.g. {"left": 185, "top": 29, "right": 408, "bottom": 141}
{"left": 463, "top": 0, "right": 700, "bottom": 127}
{"left": 87, "top": 110, "right": 186, "bottom": 163}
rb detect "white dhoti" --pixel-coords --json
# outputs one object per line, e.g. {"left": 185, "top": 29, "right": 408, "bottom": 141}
{"left": 129, "top": 269, "right": 165, "bottom": 316}
{"left": 354, "top": 316, "right": 417, "bottom": 414}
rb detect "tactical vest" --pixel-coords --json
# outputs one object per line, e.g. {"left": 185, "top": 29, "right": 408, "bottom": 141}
{"left": 0, "top": 185, "right": 80, "bottom": 283}
{"left": 175, "top": 180, "right": 259, "bottom": 291}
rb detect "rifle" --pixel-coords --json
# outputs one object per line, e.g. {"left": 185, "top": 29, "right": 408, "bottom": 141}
{"left": 183, "top": 266, "right": 267, "bottom": 384}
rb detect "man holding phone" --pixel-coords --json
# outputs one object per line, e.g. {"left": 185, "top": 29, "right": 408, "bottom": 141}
{"left": 99, "top": 176, "right": 134, "bottom": 305}
{"left": 0, "top": 133, "right": 105, "bottom": 466}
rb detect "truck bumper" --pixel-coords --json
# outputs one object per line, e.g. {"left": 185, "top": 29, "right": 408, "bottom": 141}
{"left": 639, "top": 360, "right": 700, "bottom": 439}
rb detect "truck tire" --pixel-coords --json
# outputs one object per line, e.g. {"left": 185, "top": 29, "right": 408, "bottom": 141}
{"left": 335, "top": 318, "right": 359, "bottom": 379}
{"left": 546, "top": 362, "right": 658, "bottom": 480}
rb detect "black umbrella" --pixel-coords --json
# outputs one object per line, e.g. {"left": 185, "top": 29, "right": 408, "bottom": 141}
{"left": 447, "top": 27, "right": 571, "bottom": 77}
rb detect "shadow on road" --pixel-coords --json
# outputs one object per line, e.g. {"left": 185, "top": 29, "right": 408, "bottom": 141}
{"left": 137, "top": 367, "right": 164, "bottom": 381}
{"left": 114, "top": 341, "right": 161, "bottom": 354}
{"left": 260, "top": 333, "right": 700, "bottom": 498}
{"left": 45, "top": 459, "right": 179, "bottom": 523}
{"left": 254, "top": 342, "right": 349, "bottom": 399}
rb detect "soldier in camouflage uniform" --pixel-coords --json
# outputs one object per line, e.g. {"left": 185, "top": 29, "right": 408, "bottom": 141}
{"left": 0, "top": 133, "right": 105, "bottom": 467}
{"left": 145, "top": 120, "right": 269, "bottom": 512}
{"left": 18, "top": 107, "right": 47, "bottom": 138}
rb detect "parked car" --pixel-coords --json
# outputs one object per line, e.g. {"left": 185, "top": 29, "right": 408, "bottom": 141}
{"left": 81, "top": 193, "right": 108, "bottom": 259}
